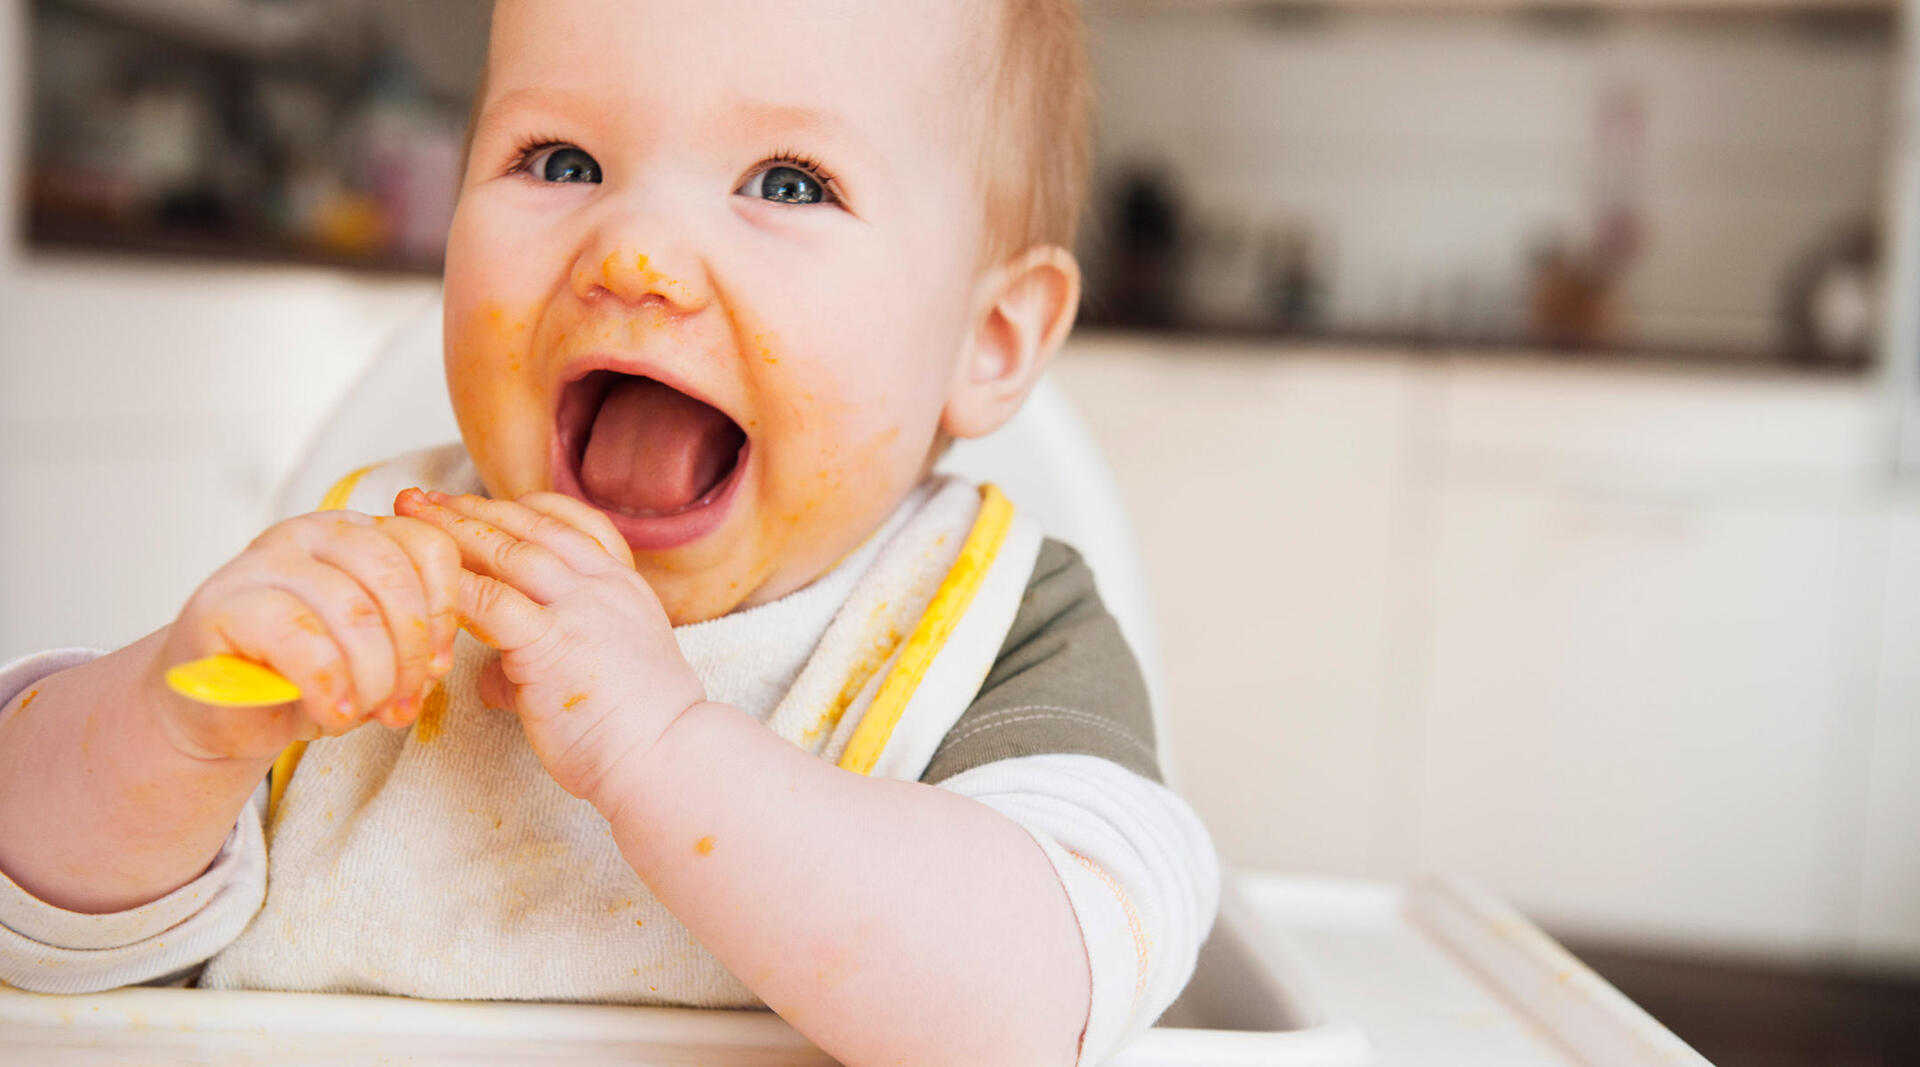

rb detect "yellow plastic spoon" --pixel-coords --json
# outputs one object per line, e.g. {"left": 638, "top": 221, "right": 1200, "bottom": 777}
{"left": 165, "top": 654, "right": 302, "bottom": 708}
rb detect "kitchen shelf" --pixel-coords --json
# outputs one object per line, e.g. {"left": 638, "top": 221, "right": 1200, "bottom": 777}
{"left": 1070, "top": 324, "right": 1872, "bottom": 377}
{"left": 43, "top": 0, "right": 327, "bottom": 62}
{"left": 26, "top": 214, "right": 444, "bottom": 278}
{"left": 39, "top": 0, "right": 472, "bottom": 110}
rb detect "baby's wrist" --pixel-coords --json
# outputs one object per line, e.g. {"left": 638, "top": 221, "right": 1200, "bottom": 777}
{"left": 27, "top": 634, "right": 277, "bottom": 784}
{"left": 585, "top": 697, "right": 730, "bottom": 824}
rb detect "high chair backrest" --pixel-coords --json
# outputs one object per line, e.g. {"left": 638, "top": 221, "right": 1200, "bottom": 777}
{"left": 277, "top": 297, "right": 1175, "bottom": 782}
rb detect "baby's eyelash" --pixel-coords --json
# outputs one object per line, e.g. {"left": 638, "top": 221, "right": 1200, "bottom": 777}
{"left": 505, "top": 135, "right": 570, "bottom": 177}
{"left": 496, "top": 138, "right": 844, "bottom": 201}
{"left": 764, "top": 148, "right": 843, "bottom": 201}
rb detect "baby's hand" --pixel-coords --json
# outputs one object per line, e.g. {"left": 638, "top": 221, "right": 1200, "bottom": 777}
{"left": 157, "top": 509, "right": 462, "bottom": 762}
{"left": 394, "top": 489, "right": 705, "bottom": 808}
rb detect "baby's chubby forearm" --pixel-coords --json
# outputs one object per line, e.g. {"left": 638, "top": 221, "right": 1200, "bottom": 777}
{"left": 0, "top": 630, "right": 277, "bottom": 914}
{"left": 596, "top": 701, "right": 1091, "bottom": 1067}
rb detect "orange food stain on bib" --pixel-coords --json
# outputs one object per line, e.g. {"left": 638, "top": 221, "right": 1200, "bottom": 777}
{"left": 414, "top": 684, "right": 450, "bottom": 743}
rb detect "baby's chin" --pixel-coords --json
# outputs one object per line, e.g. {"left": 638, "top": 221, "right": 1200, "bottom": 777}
{"left": 636, "top": 507, "right": 882, "bottom": 626}
{"left": 638, "top": 547, "right": 820, "bottom": 626}
{"left": 639, "top": 557, "right": 772, "bottom": 626}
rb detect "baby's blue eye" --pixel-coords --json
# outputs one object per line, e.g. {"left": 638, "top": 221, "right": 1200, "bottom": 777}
{"left": 743, "top": 165, "right": 828, "bottom": 205}
{"left": 535, "top": 146, "right": 601, "bottom": 184}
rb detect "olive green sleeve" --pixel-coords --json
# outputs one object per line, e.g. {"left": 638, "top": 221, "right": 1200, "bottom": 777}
{"left": 919, "top": 539, "right": 1162, "bottom": 786}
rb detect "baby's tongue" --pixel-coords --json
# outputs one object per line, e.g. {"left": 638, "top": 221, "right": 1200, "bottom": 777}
{"left": 579, "top": 377, "right": 741, "bottom": 514}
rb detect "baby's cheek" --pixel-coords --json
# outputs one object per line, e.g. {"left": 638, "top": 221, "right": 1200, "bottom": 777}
{"left": 448, "top": 303, "right": 549, "bottom": 496}
{"left": 758, "top": 421, "right": 921, "bottom": 584}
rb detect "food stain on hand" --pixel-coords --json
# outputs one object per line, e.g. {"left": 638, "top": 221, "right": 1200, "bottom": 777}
{"left": 562, "top": 692, "right": 588, "bottom": 711}
{"left": 458, "top": 618, "right": 500, "bottom": 648}
{"left": 14, "top": 689, "right": 37, "bottom": 715}
{"left": 413, "top": 683, "right": 450, "bottom": 743}
{"left": 694, "top": 835, "right": 716, "bottom": 856}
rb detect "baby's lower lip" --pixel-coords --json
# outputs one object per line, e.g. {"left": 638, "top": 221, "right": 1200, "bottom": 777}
{"left": 550, "top": 440, "right": 749, "bottom": 553}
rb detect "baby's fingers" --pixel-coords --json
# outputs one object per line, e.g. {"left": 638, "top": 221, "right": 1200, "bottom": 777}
{"left": 299, "top": 517, "right": 432, "bottom": 728}
{"left": 375, "top": 508, "right": 463, "bottom": 669}
{"left": 397, "top": 492, "right": 577, "bottom": 604}
{"left": 207, "top": 586, "right": 359, "bottom": 734}
{"left": 517, "top": 492, "right": 636, "bottom": 569}
{"left": 454, "top": 569, "right": 549, "bottom": 654}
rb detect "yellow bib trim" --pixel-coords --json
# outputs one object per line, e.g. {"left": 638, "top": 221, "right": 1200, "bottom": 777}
{"left": 836, "top": 484, "right": 1014, "bottom": 776}
{"left": 266, "top": 466, "right": 374, "bottom": 828}
{"left": 266, "top": 742, "right": 305, "bottom": 832}
{"left": 319, "top": 464, "right": 376, "bottom": 511}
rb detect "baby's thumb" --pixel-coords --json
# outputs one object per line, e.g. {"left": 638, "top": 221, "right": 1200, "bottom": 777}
{"left": 478, "top": 657, "right": 515, "bottom": 711}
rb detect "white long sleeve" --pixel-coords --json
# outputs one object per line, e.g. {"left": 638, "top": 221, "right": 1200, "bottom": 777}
{"left": 0, "top": 649, "right": 268, "bottom": 994}
{"left": 936, "top": 753, "right": 1221, "bottom": 1067}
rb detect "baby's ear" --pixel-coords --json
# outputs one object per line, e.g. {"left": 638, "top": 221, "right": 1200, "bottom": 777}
{"left": 941, "top": 245, "right": 1082, "bottom": 439}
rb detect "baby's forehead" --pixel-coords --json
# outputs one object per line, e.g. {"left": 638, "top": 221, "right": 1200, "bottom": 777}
{"left": 485, "top": 0, "right": 995, "bottom": 139}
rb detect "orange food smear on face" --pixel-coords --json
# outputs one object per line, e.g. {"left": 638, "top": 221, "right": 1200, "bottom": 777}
{"left": 414, "top": 683, "right": 450, "bottom": 743}
{"left": 16, "top": 689, "right": 37, "bottom": 713}
{"left": 454, "top": 254, "right": 930, "bottom": 629}
{"left": 694, "top": 835, "right": 716, "bottom": 856}
{"left": 562, "top": 692, "right": 587, "bottom": 711}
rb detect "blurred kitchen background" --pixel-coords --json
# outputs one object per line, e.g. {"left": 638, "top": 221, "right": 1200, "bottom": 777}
{"left": 3, "top": 0, "right": 1920, "bottom": 1062}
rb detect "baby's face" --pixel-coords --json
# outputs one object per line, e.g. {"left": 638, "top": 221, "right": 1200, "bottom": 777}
{"left": 445, "top": 0, "right": 992, "bottom": 623}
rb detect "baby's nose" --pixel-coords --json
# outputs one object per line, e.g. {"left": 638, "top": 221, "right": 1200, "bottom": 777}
{"left": 572, "top": 250, "right": 706, "bottom": 316}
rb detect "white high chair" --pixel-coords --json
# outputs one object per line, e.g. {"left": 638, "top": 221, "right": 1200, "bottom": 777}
{"left": 1, "top": 300, "right": 1713, "bottom": 1066}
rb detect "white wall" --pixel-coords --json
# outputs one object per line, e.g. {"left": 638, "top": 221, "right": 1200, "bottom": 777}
{"left": 1089, "top": 8, "right": 1893, "bottom": 352}
{"left": 0, "top": 0, "right": 439, "bottom": 659}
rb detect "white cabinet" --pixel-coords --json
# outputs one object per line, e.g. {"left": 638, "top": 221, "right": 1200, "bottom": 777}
{"left": 1054, "top": 339, "right": 1423, "bottom": 877}
{"left": 1062, "top": 339, "right": 1911, "bottom": 963}
{"left": 1856, "top": 501, "right": 1920, "bottom": 968}
{"left": 1414, "top": 485, "right": 1871, "bottom": 951}
{"left": 1411, "top": 356, "right": 1890, "bottom": 955}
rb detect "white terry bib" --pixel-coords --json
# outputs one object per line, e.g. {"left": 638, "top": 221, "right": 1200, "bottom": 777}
{"left": 201, "top": 445, "right": 1042, "bottom": 1004}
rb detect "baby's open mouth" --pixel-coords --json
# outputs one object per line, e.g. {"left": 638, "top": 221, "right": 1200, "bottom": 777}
{"left": 556, "top": 370, "right": 748, "bottom": 518}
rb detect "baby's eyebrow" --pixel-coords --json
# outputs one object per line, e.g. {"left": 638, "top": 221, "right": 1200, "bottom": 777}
{"left": 471, "top": 86, "right": 603, "bottom": 144}
{"left": 723, "top": 97, "right": 887, "bottom": 177}
{"left": 469, "top": 86, "right": 889, "bottom": 181}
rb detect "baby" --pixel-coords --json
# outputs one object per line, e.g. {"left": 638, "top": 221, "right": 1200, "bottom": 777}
{"left": 0, "top": 2, "right": 1218, "bottom": 1064}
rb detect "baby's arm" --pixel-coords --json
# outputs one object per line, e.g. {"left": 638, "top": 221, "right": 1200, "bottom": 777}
{"left": 605, "top": 704, "right": 1092, "bottom": 1066}
{"left": 0, "top": 630, "right": 281, "bottom": 915}
{"left": 0, "top": 511, "right": 459, "bottom": 918}
{"left": 403, "top": 491, "right": 1091, "bottom": 1066}
{"left": 608, "top": 550, "right": 1223, "bottom": 1067}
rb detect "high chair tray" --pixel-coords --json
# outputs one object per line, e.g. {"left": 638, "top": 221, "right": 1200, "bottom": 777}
{"left": 0, "top": 872, "right": 1708, "bottom": 1066}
